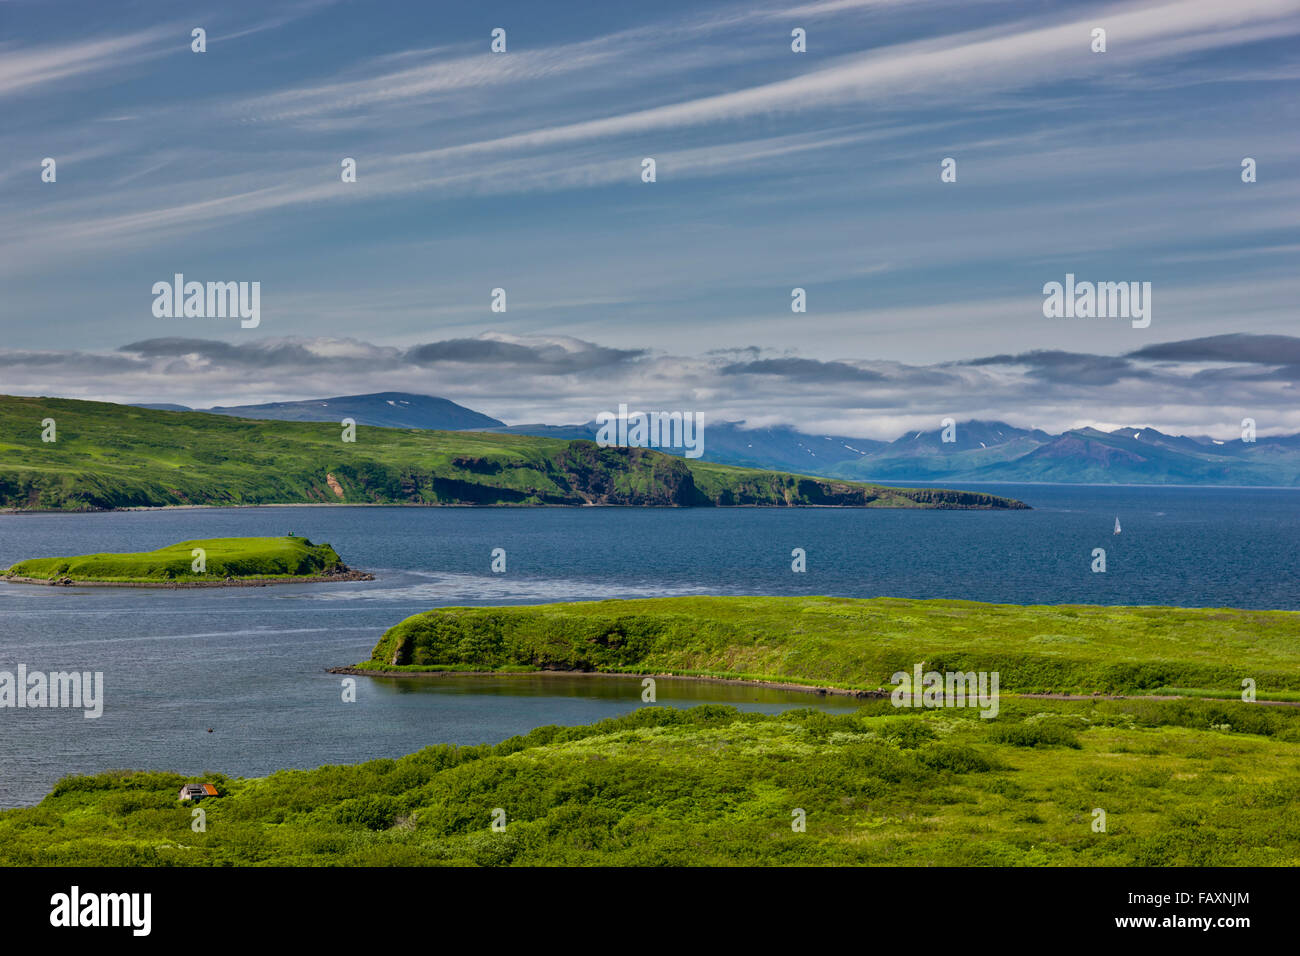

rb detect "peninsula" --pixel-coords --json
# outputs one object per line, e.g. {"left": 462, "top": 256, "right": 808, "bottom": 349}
{"left": 0, "top": 395, "right": 1027, "bottom": 511}
{"left": 348, "top": 595, "right": 1300, "bottom": 700}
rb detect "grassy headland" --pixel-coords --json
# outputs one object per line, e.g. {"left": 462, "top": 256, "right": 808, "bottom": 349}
{"left": 3, "top": 535, "right": 368, "bottom": 585}
{"left": 2, "top": 698, "right": 1297, "bottom": 865}
{"left": 0, "top": 395, "right": 1026, "bottom": 511}
{"left": 356, "top": 595, "right": 1300, "bottom": 700}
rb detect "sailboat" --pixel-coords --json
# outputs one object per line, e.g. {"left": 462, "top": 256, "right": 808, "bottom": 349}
{"left": 1113, "top": 516, "right": 1121, "bottom": 535}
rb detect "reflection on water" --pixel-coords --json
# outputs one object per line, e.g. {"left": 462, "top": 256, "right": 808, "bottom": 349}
{"left": 370, "top": 672, "right": 862, "bottom": 708}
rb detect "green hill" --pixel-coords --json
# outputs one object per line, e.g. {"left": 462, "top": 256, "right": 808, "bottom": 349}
{"left": 0, "top": 395, "right": 1027, "bottom": 511}
{"left": 2, "top": 698, "right": 1297, "bottom": 866}
{"left": 358, "top": 595, "right": 1300, "bottom": 699}
{"left": 4, "top": 535, "right": 359, "bottom": 584}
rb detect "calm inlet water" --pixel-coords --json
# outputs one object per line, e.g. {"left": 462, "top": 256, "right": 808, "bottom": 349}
{"left": 0, "top": 483, "right": 1297, "bottom": 807}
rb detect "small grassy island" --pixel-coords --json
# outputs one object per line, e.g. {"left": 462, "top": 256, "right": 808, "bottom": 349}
{"left": 2, "top": 535, "right": 372, "bottom": 586}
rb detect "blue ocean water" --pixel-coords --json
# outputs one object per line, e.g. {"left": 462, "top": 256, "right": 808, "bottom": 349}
{"left": 0, "top": 483, "right": 1296, "bottom": 807}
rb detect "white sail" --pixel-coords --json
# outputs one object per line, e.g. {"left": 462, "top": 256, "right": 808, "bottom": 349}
{"left": 1114, "top": 517, "right": 1121, "bottom": 534}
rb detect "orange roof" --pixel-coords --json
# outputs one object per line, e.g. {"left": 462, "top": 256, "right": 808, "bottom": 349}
{"left": 201, "top": 784, "right": 218, "bottom": 796}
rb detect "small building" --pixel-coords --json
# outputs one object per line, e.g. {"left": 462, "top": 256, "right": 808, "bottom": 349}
{"left": 178, "top": 783, "right": 219, "bottom": 802}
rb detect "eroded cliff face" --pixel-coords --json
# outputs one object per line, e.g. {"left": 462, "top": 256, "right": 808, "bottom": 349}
{"left": 318, "top": 443, "right": 702, "bottom": 506}
{"left": 550, "top": 443, "right": 708, "bottom": 505}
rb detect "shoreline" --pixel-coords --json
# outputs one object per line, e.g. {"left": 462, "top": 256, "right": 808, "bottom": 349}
{"left": 3, "top": 569, "right": 375, "bottom": 588}
{"left": 3, "top": 487, "right": 1297, "bottom": 517}
{"left": 327, "top": 666, "right": 889, "bottom": 698}
{"left": 327, "top": 666, "right": 1300, "bottom": 706}
{"left": 0, "top": 500, "right": 1026, "bottom": 514}
{"left": 2, "top": 502, "right": 588, "bottom": 514}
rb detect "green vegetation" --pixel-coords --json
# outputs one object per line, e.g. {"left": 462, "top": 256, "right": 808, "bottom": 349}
{"left": 361, "top": 595, "right": 1300, "bottom": 699}
{"left": 4, "top": 536, "right": 353, "bottom": 583}
{"left": 0, "top": 395, "right": 1026, "bottom": 510}
{"left": 5, "top": 594, "right": 1294, "bottom": 865}
{"left": 2, "top": 698, "right": 1297, "bottom": 865}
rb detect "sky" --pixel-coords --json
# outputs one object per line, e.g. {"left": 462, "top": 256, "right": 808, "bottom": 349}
{"left": 1, "top": 0, "right": 1298, "bottom": 439}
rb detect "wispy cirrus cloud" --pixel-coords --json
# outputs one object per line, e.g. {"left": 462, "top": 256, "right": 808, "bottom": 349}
{"left": 8, "top": 0, "right": 1298, "bottom": 263}
{"left": 0, "top": 1, "right": 340, "bottom": 98}
{"left": 392, "top": 0, "right": 1300, "bottom": 157}
{"left": 2, "top": 0, "right": 1298, "bottom": 386}
{"left": 0, "top": 27, "right": 174, "bottom": 97}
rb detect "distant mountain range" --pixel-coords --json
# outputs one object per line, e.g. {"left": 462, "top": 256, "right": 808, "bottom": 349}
{"left": 821, "top": 421, "right": 1300, "bottom": 486}
{"left": 490, "top": 417, "right": 1300, "bottom": 486}
{"left": 135, "top": 392, "right": 504, "bottom": 431}
{"left": 136, "top": 392, "right": 1300, "bottom": 486}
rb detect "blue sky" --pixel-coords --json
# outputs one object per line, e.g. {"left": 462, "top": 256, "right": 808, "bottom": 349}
{"left": 2, "top": 0, "right": 1298, "bottom": 437}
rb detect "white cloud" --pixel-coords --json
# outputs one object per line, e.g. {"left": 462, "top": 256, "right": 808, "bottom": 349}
{"left": 2, "top": 330, "right": 1298, "bottom": 440}
{"left": 0, "top": 27, "right": 173, "bottom": 97}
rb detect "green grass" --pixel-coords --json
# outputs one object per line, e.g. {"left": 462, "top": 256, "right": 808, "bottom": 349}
{"left": 4, "top": 536, "right": 348, "bottom": 582}
{"left": 361, "top": 595, "right": 1300, "bottom": 698}
{"left": 2, "top": 698, "right": 1297, "bottom": 866}
{"left": 0, "top": 394, "right": 1026, "bottom": 511}
{"left": 1157, "top": 686, "right": 1300, "bottom": 703}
